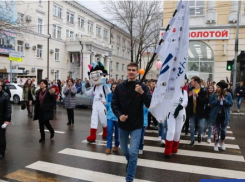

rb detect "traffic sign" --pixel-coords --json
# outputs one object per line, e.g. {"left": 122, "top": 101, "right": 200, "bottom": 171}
{"left": 9, "top": 50, "right": 23, "bottom": 62}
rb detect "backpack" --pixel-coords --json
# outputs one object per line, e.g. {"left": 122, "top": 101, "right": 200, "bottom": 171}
{"left": 93, "top": 85, "right": 106, "bottom": 99}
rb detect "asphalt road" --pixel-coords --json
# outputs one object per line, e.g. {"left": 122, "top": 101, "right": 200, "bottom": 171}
{"left": 0, "top": 104, "right": 245, "bottom": 182}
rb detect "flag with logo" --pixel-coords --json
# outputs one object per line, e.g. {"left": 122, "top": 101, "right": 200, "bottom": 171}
{"left": 149, "top": 1, "right": 189, "bottom": 122}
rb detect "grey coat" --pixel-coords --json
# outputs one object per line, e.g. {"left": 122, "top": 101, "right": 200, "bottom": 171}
{"left": 63, "top": 85, "right": 77, "bottom": 109}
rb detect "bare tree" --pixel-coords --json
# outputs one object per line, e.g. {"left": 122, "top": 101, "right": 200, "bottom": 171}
{"left": 103, "top": 1, "right": 162, "bottom": 63}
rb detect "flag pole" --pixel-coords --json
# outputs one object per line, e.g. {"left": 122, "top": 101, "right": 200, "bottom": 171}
{"left": 140, "top": 1, "right": 182, "bottom": 84}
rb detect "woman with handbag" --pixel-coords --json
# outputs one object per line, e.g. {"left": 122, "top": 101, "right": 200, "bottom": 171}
{"left": 63, "top": 79, "right": 77, "bottom": 125}
{"left": 33, "top": 79, "right": 55, "bottom": 143}
{"left": 22, "top": 79, "right": 36, "bottom": 118}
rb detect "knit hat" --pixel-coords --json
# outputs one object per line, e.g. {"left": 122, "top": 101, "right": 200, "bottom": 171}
{"left": 39, "top": 79, "right": 48, "bottom": 86}
{"left": 216, "top": 81, "right": 228, "bottom": 89}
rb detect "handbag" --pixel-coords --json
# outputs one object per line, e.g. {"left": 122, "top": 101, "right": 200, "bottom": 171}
{"left": 21, "top": 101, "right": 26, "bottom": 110}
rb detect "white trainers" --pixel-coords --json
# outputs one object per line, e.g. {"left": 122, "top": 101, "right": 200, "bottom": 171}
{"left": 220, "top": 142, "right": 226, "bottom": 151}
{"left": 138, "top": 150, "right": 143, "bottom": 154}
{"left": 214, "top": 144, "right": 219, "bottom": 152}
{"left": 158, "top": 136, "right": 162, "bottom": 141}
{"left": 161, "top": 140, "right": 165, "bottom": 144}
{"left": 207, "top": 138, "right": 211, "bottom": 144}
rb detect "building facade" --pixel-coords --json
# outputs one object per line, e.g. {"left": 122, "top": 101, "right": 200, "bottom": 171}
{"left": 0, "top": 0, "right": 132, "bottom": 83}
{"left": 163, "top": 1, "right": 245, "bottom": 82}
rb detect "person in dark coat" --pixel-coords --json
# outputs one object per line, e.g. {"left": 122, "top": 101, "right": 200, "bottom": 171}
{"left": 33, "top": 79, "right": 55, "bottom": 143}
{"left": 235, "top": 81, "right": 245, "bottom": 112}
{"left": 0, "top": 79, "right": 11, "bottom": 99}
{"left": 0, "top": 81, "right": 11, "bottom": 159}
{"left": 63, "top": 79, "right": 77, "bottom": 125}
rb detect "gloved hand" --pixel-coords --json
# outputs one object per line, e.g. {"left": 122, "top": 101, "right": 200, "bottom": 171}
{"left": 101, "top": 77, "right": 108, "bottom": 87}
{"left": 173, "top": 104, "right": 183, "bottom": 118}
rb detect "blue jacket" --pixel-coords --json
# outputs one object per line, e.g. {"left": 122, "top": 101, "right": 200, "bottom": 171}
{"left": 106, "top": 92, "right": 117, "bottom": 121}
{"left": 209, "top": 92, "right": 233, "bottom": 126}
{"left": 143, "top": 106, "right": 149, "bottom": 127}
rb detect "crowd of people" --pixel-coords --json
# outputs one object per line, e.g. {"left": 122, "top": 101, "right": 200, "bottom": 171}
{"left": 0, "top": 64, "right": 244, "bottom": 182}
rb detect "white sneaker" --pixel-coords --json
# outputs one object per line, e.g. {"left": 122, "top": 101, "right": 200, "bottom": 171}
{"left": 207, "top": 138, "right": 211, "bottom": 144}
{"left": 138, "top": 150, "right": 143, "bottom": 154}
{"left": 214, "top": 144, "right": 219, "bottom": 152}
{"left": 220, "top": 142, "right": 226, "bottom": 151}
{"left": 158, "top": 136, "right": 162, "bottom": 141}
{"left": 161, "top": 140, "right": 165, "bottom": 144}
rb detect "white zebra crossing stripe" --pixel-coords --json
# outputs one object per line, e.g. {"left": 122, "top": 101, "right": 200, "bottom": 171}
{"left": 145, "top": 130, "right": 233, "bottom": 134}
{"left": 26, "top": 161, "right": 152, "bottom": 182}
{"left": 58, "top": 148, "right": 245, "bottom": 179}
{"left": 38, "top": 129, "right": 65, "bottom": 134}
{"left": 97, "top": 133, "right": 240, "bottom": 149}
{"left": 81, "top": 140, "right": 245, "bottom": 162}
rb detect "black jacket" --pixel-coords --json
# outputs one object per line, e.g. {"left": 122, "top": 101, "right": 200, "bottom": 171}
{"left": 0, "top": 90, "right": 11, "bottom": 123}
{"left": 187, "top": 87, "right": 206, "bottom": 119}
{"left": 33, "top": 89, "right": 55, "bottom": 121}
{"left": 2, "top": 83, "right": 11, "bottom": 98}
{"left": 111, "top": 80, "right": 151, "bottom": 131}
{"left": 235, "top": 85, "right": 245, "bottom": 97}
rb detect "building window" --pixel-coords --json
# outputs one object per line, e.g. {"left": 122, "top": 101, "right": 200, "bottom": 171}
{"left": 122, "top": 64, "right": 125, "bottom": 71}
{"left": 78, "top": 17, "right": 84, "bottom": 28}
{"left": 116, "top": 62, "right": 119, "bottom": 70}
{"left": 122, "top": 38, "right": 126, "bottom": 47}
{"left": 55, "top": 70, "right": 59, "bottom": 81}
{"left": 103, "top": 29, "right": 108, "bottom": 39}
{"left": 96, "top": 25, "right": 101, "bottom": 36}
{"left": 17, "top": 13, "right": 24, "bottom": 26}
{"left": 88, "top": 21, "right": 93, "bottom": 32}
{"left": 122, "top": 49, "right": 125, "bottom": 58}
{"left": 53, "top": 5, "right": 62, "bottom": 18}
{"left": 17, "top": 40, "right": 24, "bottom": 53}
{"left": 117, "top": 35, "right": 121, "bottom": 45}
{"left": 190, "top": 1, "right": 204, "bottom": 16}
{"left": 122, "top": 75, "right": 124, "bottom": 80}
{"left": 37, "top": 45, "right": 42, "bottom": 58}
{"left": 38, "top": 18, "right": 43, "bottom": 34}
{"left": 66, "top": 30, "right": 74, "bottom": 40}
{"left": 117, "top": 47, "right": 119, "bottom": 56}
{"left": 116, "top": 74, "right": 118, "bottom": 80}
{"left": 52, "top": 25, "right": 62, "bottom": 39}
{"left": 127, "top": 51, "right": 130, "bottom": 59}
{"left": 66, "top": 12, "right": 74, "bottom": 24}
{"left": 39, "top": 0, "right": 42, "bottom": 5}
{"left": 55, "top": 48, "right": 59, "bottom": 61}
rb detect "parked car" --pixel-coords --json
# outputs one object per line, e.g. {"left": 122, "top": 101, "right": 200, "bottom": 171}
{"left": 6, "top": 83, "right": 23, "bottom": 104}
{"left": 75, "top": 87, "right": 93, "bottom": 107}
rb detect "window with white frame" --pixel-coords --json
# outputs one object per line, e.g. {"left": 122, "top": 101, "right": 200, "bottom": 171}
{"left": 103, "top": 29, "right": 108, "bottom": 39}
{"left": 52, "top": 25, "right": 62, "bottom": 39}
{"left": 17, "top": 40, "right": 24, "bottom": 53}
{"left": 127, "top": 51, "right": 130, "bottom": 59}
{"left": 117, "top": 47, "right": 119, "bottom": 56}
{"left": 116, "top": 62, "right": 119, "bottom": 70}
{"left": 88, "top": 21, "right": 93, "bottom": 32}
{"left": 116, "top": 74, "right": 118, "bottom": 80}
{"left": 78, "top": 17, "right": 84, "bottom": 28}
{"left": 122, "top": 38, "right": 126, "bottom": 47}
{"left": 66, "top": 11, "right": 74, "bottom": 23}
{"left": 55, "top": 48, "right": 59, "bottom": 61}
{"left": 17, "top": 13, "right": 24, "bottom": 26}
{"left": 117, "top": 35, "right": 121, "bottom": 45}
{"left": 96, "top": 25, "right": 101, "bottom": 36}
{"left": 53, "top": 5, "right": 62, "bottom": 18}
{"left": 37, "top": 45, "right": 42, "bottom": 58}
{"left": 122, "top": 64, "right": 125, "bottom": 71}
{"left": 38, "top": 18, "right": 43, "bottom": 34}
{"left": 122, "top": 49, "right": 125, "bottom": 58}
{"left": 66, "top": 30, "right": 74, "bottom": 40}
{"left": 121, "top": 75, "right": 124, "bottom": 80}
{"left": 55, "top": 70, "right": 59, "bottom": 81}
{"left": 189, "top": 1, "right": 204, "bottom": 16}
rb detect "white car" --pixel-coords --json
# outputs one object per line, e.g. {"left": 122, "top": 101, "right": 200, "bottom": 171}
{"left": 6, "top": 83, "right": 23, "bottom": 104}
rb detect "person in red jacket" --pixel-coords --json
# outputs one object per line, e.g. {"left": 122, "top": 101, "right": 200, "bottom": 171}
{"left": 51, "top": 80, "right": 60, "bottom": 110}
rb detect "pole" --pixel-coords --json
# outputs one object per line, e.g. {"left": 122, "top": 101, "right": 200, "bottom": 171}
{"left": 47, "top": 0, "right": 50, "bottom": 79}
{"left": 10, "top": 60, "right": 12, "bottom": 83}
{"left": 232, "top": 1, "right": 241, "bottom": 112}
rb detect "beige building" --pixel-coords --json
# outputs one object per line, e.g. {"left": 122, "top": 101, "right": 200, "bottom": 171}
{"left": 163, "top": 1, "right": 245, "bottom": 82}
{"left": 0, "top": 1, "right": 132, "bottom": 83}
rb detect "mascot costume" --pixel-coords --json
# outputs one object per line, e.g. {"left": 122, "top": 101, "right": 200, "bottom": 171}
{"left": 83, "top": 62, "right": 111, "bottom": 142}
{"left": 164, "top": 78, "right": 188, "bottom": 157}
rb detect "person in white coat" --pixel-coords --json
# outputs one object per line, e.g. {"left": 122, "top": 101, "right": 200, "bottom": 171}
{"left": 83, "top": 62, "right": 111, "bottom": 142}
{"left": 164, "top": 83, "right": 188, "bottom": 157}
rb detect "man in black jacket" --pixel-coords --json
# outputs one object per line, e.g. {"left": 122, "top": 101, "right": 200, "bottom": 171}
{"left": 0, "top": 79, "right": 11, "bottom": 99}
{"left": 111, "top": 62, "right": 151, "bottom": 182}
{"left": 0, "top": 81, "right": 11, "bottom": 159}
{"left": 187, "top": 76, "right": 206, "bottom": 146}
{"left": 235, "top": 81, "right": 245, "bottom": 112}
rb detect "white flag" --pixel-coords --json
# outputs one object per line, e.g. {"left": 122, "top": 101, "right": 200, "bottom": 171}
{"left": 149, "top": 1, "right": 189, "bottom": 122}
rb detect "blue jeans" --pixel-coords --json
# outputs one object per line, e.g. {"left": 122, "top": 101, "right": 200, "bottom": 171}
{"left": 107, "top": 119, "right": 119, "bottom": 149}
{"left": 158, "top": 119, "right": 167, "bottom": 140}
{"left": 119, "top": 128, "right": 142, "bottom": 182}
{"left": 190, "top": 114, "right": 205, "bottom": 141}
{"left": 139, "top": 127, "right": 146, "bottom": 150}
{"left": 204, "top": 118, "right": 213, "bottom": 139}
{"left": 237, "top": 97, "right": 243, "bottom": 110}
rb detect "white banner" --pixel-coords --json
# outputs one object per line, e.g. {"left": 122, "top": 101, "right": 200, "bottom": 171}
{"left": 150, "top": 1, "right": 189, "bottom": 122}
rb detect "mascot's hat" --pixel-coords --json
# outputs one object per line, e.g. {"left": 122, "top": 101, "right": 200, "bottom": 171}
{"left": 88, "top": 61, "right": 108, "bottom": 76}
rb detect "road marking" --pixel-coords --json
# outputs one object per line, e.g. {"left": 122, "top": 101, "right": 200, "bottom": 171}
{"left": 145, "top": 130, "right": 233, "bottom": 134}
{"left": 26, "top": 161, "right": 152, "bottom": 182}
{"left": 58, "top": 148, "right": 245, "bottom": 179}
{"left": 38, "top": 129, "right": 65, "bottom": 134}
{"left": 97, "top": 132, "right": 239, "bottom": 148}
{"left": 82, "top": 140, "right": 244, "bottom": 162}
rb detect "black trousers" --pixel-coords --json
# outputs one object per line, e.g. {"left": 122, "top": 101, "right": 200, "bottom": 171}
{"left": 39, "top": 119, "right": 54, "bottom": 139}
{"left": 0, "top": 128, "right": 6, "bottom": 156}
{"left": 183, "top": 108, "right": 189, "bottom": 134}
{"left": 67, "top": 109, "right": 74, "bottom": 124}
